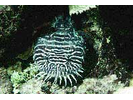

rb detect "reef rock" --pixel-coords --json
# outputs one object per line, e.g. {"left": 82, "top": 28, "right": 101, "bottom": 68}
{"left": 0, "top": 67, "right": 13, "bottom": 94}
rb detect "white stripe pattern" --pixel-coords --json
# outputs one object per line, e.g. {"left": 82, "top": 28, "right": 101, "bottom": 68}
{"left": 33, "top": 16, "right": 85, "bottom": 86}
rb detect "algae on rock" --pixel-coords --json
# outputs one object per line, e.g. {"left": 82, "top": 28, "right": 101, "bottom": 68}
{"left": 69, "top": 5, "right": 96, "bottom": 16}
{"left": 10, "top": 63, "right": 38, "bottom": 94}
{"left": 0, "top": 67, "right": 13, "bottom": 94}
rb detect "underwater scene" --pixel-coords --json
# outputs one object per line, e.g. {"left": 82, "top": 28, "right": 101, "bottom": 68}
{"left": 0, "top": 5, "right": 133, "bottom": 94}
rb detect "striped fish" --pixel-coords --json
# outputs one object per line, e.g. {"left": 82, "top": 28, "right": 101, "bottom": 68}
{"left": 33, "top": 16, "right": 85, "bottom": 86}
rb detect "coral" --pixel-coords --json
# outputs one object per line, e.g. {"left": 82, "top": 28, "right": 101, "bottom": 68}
{"left": 42, "top": 74, "right": 124, "bottom": 94}
{"left": 0, "top": 5, "right": 22, "bottom": 37}
{"left": 81, "top": 8, "right": 129, "bottom": 81}
{"left": 33, "top": 16, "right": 85, "bottom": 86}
{"left": 11, "top": 71, "right": 27, "bottom": 94}
{"left": 0, "top": 67, "right": 13, "bottom": 94}
{"left": 114, "top": 87, "right": 133, "bottom": 94}
{"left": 113, "top": 78, "right": 133, "bottom": 94}
{"left": 69, "top": 5, "right": 96, "bottom": 16}
{"left": 7, "top": 61, "right": 22, "bottom": 76}
{"left": 50, "top": 84, "right": 77, "bottom": 94}
{"left": 18, "top": 78, "right": 74, "bottom": 94}
{"left": 11, "top": 73, "right": 124, "bottom": 94}
{"left": 75, "top": 74, "right": 124, "bottom": 94}
{"left": 10, "top": 63, "right": 38, "bottom": 94}
{"left": 0, "top": 5, "right": 25, "bottom": 65}
{"left": 19, "top": 78, "right": 44, "bottom": 94}
{"left": 18, "top": 78, "right": 65, "bottom": 94}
